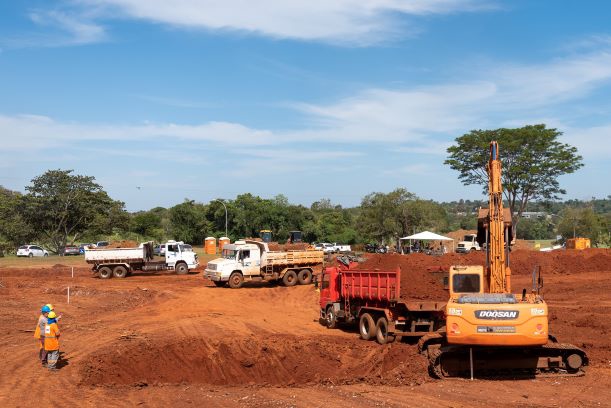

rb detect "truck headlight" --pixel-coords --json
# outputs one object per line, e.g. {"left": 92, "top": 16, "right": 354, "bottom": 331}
{"left": 448, "top": 308, "right": 463, "bottom": 316}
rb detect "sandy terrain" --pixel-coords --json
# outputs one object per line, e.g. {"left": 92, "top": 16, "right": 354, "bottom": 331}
{"left": 0, "top": 249, "right": 609, "bottom": 407}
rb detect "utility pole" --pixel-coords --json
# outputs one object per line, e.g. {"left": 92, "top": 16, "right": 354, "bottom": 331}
{"left": 216, "top": 199, "right": 228, "bottom": 238}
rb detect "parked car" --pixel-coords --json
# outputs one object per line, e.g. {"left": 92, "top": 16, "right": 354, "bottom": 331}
{"left": 63, "top": 245, "right": 81, "bottom": 256}
{"left": 365, "top": 243, "right": 387, "bottom": 253}
{"left": 96, "top": 241, "right": 109, "bottom": 248}
{"left": 17, "top": 245, "right": 49, "bottom": 257}
{"left": 153, "top": 245, "right": 161, "bottom": 256}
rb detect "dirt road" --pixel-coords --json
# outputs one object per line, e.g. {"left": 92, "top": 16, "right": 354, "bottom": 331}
{"left": 0, "top": 251, "right": 609, "bottom": 407}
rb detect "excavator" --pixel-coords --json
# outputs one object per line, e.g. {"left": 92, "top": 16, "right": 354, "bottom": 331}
{"left": 421, "top": 141, "right": 587, "bottom": 378}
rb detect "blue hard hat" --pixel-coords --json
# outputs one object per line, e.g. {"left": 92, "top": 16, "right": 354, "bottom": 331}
{"left": 41, "top": 305, "right": 51, "bottom": 313}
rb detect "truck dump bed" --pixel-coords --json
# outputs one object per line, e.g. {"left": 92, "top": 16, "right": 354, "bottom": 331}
{"left": 341, "top": 268, "right": 400, "bottom": 302}
{"left": 85, "top": 242, "right": 154, "bottom": 264}
{"left": 341, "top": 267, "right": 445, "bottom": 311}
{"left": 263, "top": 250, "right": 324, "bottom": 266}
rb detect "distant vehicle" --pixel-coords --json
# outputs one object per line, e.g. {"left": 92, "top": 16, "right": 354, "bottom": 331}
{"left": 79, "top": 243, "right": 94, "bottom": 254}
{"left": 96, "top": 241, "right": 109, "bottom": 248}
{"left": 365, "top": 243, "right": 387, "bottom": 254}
{"left": 159, "top": 244, "right": 166, "bottom": 255}
{"left": 17, "top": 245, "right": 49, "bottom": 258}
{"left": 317, "top": 243, "right": 351, "bottom": 254}
{"left": 456, "top": 234, "right": 481, "bottom": 253}
{"left": 63, "top": 245, "right": 80, "bottom": 256}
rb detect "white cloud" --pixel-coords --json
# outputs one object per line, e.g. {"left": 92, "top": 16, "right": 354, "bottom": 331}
{"left": 1, "top": 10, "right": 107, "bottom": 48}
{"left": 84, "top": 0, "right": 491, "bottom": 45}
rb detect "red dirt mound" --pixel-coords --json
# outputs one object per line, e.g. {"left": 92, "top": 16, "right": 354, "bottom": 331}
{"left": 107, "top": 240, "right": 139, "bottom": 248}
{"left": 79, "top": 334, "right": 428, "bottom": 387}
{"left": 358, "top": 249, "right": 611, "bottom": 301}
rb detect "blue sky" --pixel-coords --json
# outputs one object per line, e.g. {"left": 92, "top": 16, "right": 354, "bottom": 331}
{"left": 1, "top": 0, "right": 610, "bottom": 211}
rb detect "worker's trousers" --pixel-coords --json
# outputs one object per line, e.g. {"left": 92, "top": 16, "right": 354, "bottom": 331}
{"left": 46, "top": 350, "right": 59, "bottom": 370}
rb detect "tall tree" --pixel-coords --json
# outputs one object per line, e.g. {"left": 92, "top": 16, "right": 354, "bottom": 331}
{"left": 24, "top": 169, "right": 125, "bottom": 253}
{"left": 445, "top": 125, "right": 583, "bottom": 225}
{"left": 0, "top": 186, "right": 36, "bottom": 253}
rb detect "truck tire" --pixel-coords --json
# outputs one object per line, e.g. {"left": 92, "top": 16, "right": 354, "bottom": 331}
{"left": 228, "top": 272, "right": 244, "bottom": 289}
{"left": 326, "top": 306, "right": 338, "bottom": 329}
{"left": 282, "top": 270, "right": 298, "bottom": 287}
{"left": 298, "top": 269, "right": 313, "bottom": 285}
{"left": 176, "top": 262, "right": 189, "bottom": 275}
{"left": 113, "top": 265, "right": 128, "bottom": 278}
{"left": 359, "top": 313, "right": 376, "bottom": 341}
{"left": 470, "top": 247, "right": 476, "bottom": 252}
{"left": 213, "top": 281, "right": 226, "bottom": 287}
{"left": 375, "top": 316, "right": 391, "bottom": 344}
{"left": 98, "top": 266, "right": 112, "bottom": 279}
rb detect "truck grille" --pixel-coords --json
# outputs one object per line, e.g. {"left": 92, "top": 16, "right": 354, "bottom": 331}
{"left": 207, "top": 263, "right": 216, "bottom": 271}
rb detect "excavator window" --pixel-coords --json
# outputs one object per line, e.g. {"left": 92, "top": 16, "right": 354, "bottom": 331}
{"left": 452, "top": 274, "right": 481, "bottom": 293}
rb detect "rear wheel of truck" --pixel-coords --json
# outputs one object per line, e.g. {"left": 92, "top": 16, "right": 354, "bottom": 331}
{"left": 113, "top": 265, "right": 128, "bottom": 278}
{"left": 98, "top": 266, "right": 112, "bottom": 279}
{"left": 176, "top": 262, "right": 188, "bottom": 275}
{"left": 375, "top": 316, "right": 391, "bottom": 344}
{"left": 228, "top": 272, "right": 244, "bottom": 289}
{"left": 282, "top": 270, "right": 298, "bottom": 287}
{"left": 359, "top": 313, "right": 376, "bottom": 340}
{"left": 298, "top": 269, "right": 313, "bottom": 285}
{"left": 213, "top": 281, "right": 226, "bottom": 287}
{"left": 325, "top": 306, "right": 337, "bottom": 329}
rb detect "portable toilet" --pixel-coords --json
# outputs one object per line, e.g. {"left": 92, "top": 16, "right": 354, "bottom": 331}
{"left": 218, "top": 237, "right": 230, "bottom": 253}
{"left": 204, "top": 237, "right": 217, "bottom": 254}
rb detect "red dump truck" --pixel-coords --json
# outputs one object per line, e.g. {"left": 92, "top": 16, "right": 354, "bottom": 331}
{"left": 319, "top": 257, "right": 446, "bottom": 344}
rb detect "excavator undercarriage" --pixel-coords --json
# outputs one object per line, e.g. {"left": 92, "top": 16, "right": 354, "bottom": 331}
{"left": 424, "top": 340, "right": 588, "bottom": 379}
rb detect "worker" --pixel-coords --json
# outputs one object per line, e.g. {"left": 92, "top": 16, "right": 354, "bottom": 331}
{"left": 44, "top": 311, "right": 61, "bottom": 371}
{"left": 34, "top": 305, "right": 51, "bottom": 366}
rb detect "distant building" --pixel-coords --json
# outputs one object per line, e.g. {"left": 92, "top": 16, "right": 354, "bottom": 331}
{"left": 521, "top": 211, "right": 548, "bottom": 219}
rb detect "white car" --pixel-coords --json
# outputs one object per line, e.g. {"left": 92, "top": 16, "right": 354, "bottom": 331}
{"left": 17, "top": 245, "right": 49, "bottom": 257}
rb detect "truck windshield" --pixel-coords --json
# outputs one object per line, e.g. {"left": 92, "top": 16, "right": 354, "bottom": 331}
{"left": 222, "top": 249, "right": 237, "bottom": 259}
{"left": 452, "top": 274, "right": 481, "bottom": 293}
{"left": 463, "top": 235, "right": 473, "bottom": 242}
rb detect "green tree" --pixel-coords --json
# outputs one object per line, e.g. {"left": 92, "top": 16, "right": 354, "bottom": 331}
{"left": 169, "top": 200, "right": 210, "bottom": 244}
{"left": 0, "top": 186, "right": 36, "bottom": 253}
{"left": 24, "top": 170, "right": 125, "bottom": 253}
{"left": 445, "top": 125, "right": 583, "bottom": 225}
{"left": 557, "top": 207, "right": 607, "bottom": 246}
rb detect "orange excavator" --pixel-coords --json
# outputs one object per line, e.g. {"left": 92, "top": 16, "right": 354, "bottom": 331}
{"left": 422, "top": 141, "right": 587, "bottom": 377}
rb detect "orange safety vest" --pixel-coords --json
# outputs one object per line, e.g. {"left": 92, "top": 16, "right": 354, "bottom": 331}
{"left": 43, "top": 323, "right": 60, "bottom": 351}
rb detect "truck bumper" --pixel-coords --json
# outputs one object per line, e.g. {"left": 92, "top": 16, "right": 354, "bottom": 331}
{"left": 204, "top": 270, "right": 223, "bottom": 281}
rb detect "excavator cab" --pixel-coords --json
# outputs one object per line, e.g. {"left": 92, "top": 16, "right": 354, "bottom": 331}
{"left": 288, "top": 230, "right": 302, "bottom": 244}
{"left": 259, "top": 230, "right": 272, "bottom": 243}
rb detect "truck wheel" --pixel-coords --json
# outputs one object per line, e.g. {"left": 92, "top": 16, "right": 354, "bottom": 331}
{"left": 359, "top": 313, "right": 376, "bottom": 341}
{"left": 282, "top": 270, "right": 298, "bottom": 287}
{"left": 213, "top": 281, "right": 226, "bottom": 287}
{"left": 113, "top": 265, "right": 128, "bottom": 278}
{"left": 326, "top": 306, "right": 338, "bottom": 329}
{"left": 176, "top": 262, "right": 189, "bottom": 275}
{"left": 375, "top": 317, "right": 392, "bottom": 344}
{"left": 298, "top": 269, "right": 313, "bottom": 285}
{"left": 470, "top": 248, "right": 476, "bottom": 252}
{"left": 98, "top": 266, "right": 112, "bottom": 279}
{"left": 228, "top": 272, "right": 244, "bottom": 289}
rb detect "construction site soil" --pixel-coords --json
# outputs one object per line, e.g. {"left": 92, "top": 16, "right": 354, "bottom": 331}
{"left": 0, "top": 248, "right": 609, "bottom": 407}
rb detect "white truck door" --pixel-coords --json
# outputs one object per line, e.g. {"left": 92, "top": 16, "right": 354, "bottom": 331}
{"left": 165, "top": 243, "right": 180, "bottom": 266}
{"left": 239, "top": 249, "right": 260, "bottom": 276}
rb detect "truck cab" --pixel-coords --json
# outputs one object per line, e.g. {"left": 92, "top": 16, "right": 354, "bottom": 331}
{"left": 456, "top": 234, "right": 481, "bottom": 253}
{"left": 164, "top": 240, "right": 199, "bottom": 270}
{"left": 205, "top": 241, "right": 263, "bottom": 283}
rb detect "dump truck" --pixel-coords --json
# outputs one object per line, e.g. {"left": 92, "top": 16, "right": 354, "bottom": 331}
{"left": 85, "top": 240, "right": 199, "bottom": 279}
{"left": 456, "top": 233, "right": 481, "bottom": 253}
{"left": 319, "top": 256, "right": 446, "bottom": 344}
{"left": 204, "top": 239, "right": 323, "bottom": 288}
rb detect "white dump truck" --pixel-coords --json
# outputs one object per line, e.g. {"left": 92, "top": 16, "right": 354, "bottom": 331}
{"left": 85, "top": 240, "right": 199, "bottom": 279}
{"left": 204, "top": 239, "right": 324, "bottom": 288}
{"left": 456, "top": 233, "right": 481, "bottom": 253}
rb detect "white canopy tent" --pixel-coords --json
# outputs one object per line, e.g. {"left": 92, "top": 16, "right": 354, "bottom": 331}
{"left": 399, "top": 230, "right": 455, "bottom": 253}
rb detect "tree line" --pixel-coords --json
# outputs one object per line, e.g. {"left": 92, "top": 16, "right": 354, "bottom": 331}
{"left": 1, "top": 124, "right": 606, "bottom": 253}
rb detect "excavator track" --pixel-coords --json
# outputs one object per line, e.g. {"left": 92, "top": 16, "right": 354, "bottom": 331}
{"left": 426, "top": 342, "right": 588, "bottom": 379}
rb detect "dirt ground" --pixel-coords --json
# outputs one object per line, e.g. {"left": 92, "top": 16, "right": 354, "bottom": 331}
{"left": 0, "top": 250, "right": 610, "bottom": 407}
